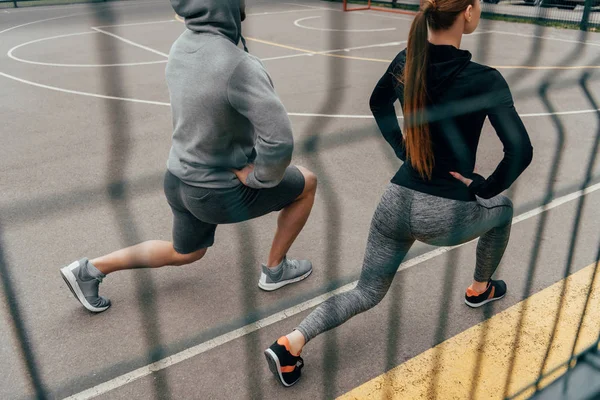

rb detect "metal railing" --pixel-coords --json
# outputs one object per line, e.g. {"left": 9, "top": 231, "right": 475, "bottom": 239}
{"left": 337, "top": 0, "right": 600, "bottom": 28}
{"left": 0, "top": 0, "right": 599, "bottom": 399}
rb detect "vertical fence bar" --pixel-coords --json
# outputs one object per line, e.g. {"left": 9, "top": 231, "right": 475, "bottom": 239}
{"left": 92, "top": 4, "right": 171, "bottom": 398}
{"left": 580, "top": 0, "right": 592, "bottom": 31}
{"left": 0, "top": 223, "right": 48, "bottom": 399}
{"left": 308, "top": 10, "right": 347, "bottom": 399}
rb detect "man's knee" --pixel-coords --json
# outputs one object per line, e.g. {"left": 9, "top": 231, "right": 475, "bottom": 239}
{"left": 172, "top": 247, "right": 207, "bottom": 266}
{"left": 297, "top": 166, "right": 317, "bottom": 195}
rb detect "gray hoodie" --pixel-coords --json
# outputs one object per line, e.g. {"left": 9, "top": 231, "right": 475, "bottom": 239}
{"left": 166, "top": 0, "right": 293, "bottom": 189}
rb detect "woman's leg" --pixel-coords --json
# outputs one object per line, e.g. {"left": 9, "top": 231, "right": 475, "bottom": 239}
{"left": 411, "top": 193, "right": 513, "bottom": 294}
{"left": 292, "top": 184, "right": 414, "bottom": 350}
{"left": 472, "top": 196, "right": 513, "bottom": 291}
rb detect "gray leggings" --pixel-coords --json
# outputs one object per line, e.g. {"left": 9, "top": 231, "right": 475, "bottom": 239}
{"left": 297, "top": 183, "right": 513, "bottom": 342}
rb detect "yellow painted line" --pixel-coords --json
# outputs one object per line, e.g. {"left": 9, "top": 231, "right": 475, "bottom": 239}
{"left": 245, "top": 37, "right": 600, "bottom": 68}
{"left": 245, "top": 36, "right": 319, "bottom": 55}
{"left": 338, "top": 261, "right": 600, "bottom": 400}
{"left": 245, "top": 37, "right": 391, "bottom": 63}
{"left": 494, "top": 65, "right": 600, "bottom": 70}
{"left": 173, "top": 15, "right": 598, "bottom": 69}
{"left": 321, "top": 53, "right": 392, "bottom": 63}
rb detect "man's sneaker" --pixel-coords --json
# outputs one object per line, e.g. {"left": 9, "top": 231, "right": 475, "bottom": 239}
{"left": 60, "top": 258, "right": 111, "bottom": 313}
{"left": 465, "top": 279, "right": 507, "bottom": 308}
{"left": 264, "top": 337, "right": 304, "bottom": 387}
{"left": 258, "top": 256, "right": 312, "bottom": 291}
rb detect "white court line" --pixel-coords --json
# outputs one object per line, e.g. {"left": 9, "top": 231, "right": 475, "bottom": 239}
{"left": 261, "top": 53, "right": 314, "bottom": 62}
{"left": 7, "top": 31, "right": 168, "bottom": 68}
{"left": 90, "top": 27, "right": 169, "bottom": 58}
{"left": 486, "top": 30, "right": 600, "bottom": 47}
{"left": 287, "top": 108, "right": 600, "bottom": 118}
{"left": 92, "top": 19, "right": 177, "bottom": 29}
{"left": 294, "top": 15, "right": 396, "bottom": 32}
{"left": 0, "top": 13, "right": 85, "bottom": 35}
{"left": 63, "top": 181, "right": 600, "bottom": 400}
{"left": 90, "top": 8, "right": 333, "bottom": 26}
{"left": 2, "top": 71, "right": 599, "bottom": 119}
{"left": 0, "top": 1, "right": 164, "bottom": 35}
{"left": 262, "top": 40, "right": 406, "bottom": 62}
{"left": 0, "top": 20, "right": 597, "bottom": 120}
{"left": 352, "top": 10, "right": 415, "bottom": 22}
{"left": 283, "top": 2, "right": 338, "bottom": 10}
{"left": 285, "top": 1, "right": 414, "bottom": 21}
{"left": 0, "top": 0, "right": 163, "bottom": 14}
{"left": 0, "top": 72, "right": 171, "bottom": 106}
{"left": 288, "top": 112, "right": 375, "bottom": 118}
{"left": 247, "top": 7, "right": 331, "bottom": 16}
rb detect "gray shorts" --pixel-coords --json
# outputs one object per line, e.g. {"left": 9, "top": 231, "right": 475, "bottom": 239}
{"left": 163, "top": 166, "right": 305, "bottom": 254}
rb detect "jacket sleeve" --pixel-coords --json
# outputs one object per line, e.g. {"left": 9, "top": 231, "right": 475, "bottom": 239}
{"left": 469, "top": 71, "right": 533, "bottom": 199}
{"left": 227, "top": 57, "right": 294, "bottom": 189}
{"left": 369, "top": 61, "right": 406, "bottom": 161}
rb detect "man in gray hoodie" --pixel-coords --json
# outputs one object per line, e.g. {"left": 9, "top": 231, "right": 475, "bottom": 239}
{"left": 60, "top": 0, "right": 317, "bottom": 313}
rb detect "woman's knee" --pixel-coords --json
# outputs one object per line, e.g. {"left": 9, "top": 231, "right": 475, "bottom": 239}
{"left": 362, "top": 290, "right": 386, "bottom": 311}
{"left": 171, "top": 247, "right": 207, "bottom": 266}
{"left": 497, "top": 195, "right": 514, "bottom": 225}
{"left": 355, "top": 282, "right": 388, "bottom": 311}
{"left": 499, "top": 195, "right": 513, "bottom": 209}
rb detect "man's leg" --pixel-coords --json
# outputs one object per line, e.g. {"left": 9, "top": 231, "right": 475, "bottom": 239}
{"left": 92, "top": 241, "right": 207, "bottom": 274}
{"left": 60, "top": 243, "right": 207, "bottom": 313}
{"left": 61, "top": 170, "right": 216, "bottom": 312}
{"left": 266, "top": 166, "right": 317, "bottom": 267}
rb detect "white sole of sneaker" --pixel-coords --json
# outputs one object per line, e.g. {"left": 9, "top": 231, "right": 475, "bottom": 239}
{"left": 264, "top": 348, "right": 299, "bottom": 387}
{"left": 465, "top": 293, "right": 506, "bottom": 308}
{"left": 258, "top": 268, "right": 312, "bottom": 292}
{"left": 60, "top": 261, "right": 110, "bottom": 313}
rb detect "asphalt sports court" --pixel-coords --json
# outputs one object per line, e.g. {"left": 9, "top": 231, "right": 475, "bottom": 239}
{"left": 1, "top": 0, "right": 600, "bottom": 399}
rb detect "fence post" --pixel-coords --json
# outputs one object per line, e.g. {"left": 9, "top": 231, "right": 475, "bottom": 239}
{"left": 580, "top": 0, "right": 592, "bottom": 31}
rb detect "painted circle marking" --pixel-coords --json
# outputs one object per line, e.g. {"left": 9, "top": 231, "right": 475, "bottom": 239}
{"left": 7, "top": 31, "right": 168, "bottom": 68}
{"left": 294, "top": 16, "right": 396, "bottom": 32}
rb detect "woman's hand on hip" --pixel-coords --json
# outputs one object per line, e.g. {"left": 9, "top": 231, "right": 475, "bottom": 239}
{"left": 449, "top": 171, "right": 473, "bottom": 187}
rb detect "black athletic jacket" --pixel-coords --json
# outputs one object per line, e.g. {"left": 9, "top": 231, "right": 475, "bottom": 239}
{"left": 370, "top": 43, "right": 533, "bottom": 201}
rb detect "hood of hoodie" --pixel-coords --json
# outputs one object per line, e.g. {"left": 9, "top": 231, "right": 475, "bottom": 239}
{"left": 426, "top": 43, "right": 472, "bottom": 96}
{"left": 170, "top": 0, "right": 243, "bottom": 45}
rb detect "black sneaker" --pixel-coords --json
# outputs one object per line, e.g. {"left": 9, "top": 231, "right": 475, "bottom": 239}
{"left": 264, "top": 337, "right": 304, "bottom": 387}
{"left": 465, "top": 280, "right": 507, "bottom": 308}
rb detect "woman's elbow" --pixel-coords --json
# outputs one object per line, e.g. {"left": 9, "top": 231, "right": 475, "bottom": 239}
{"left": 522, "top": 144, "right": 533, "bottom": 168}
{"left": 369, "top": 92, "right": 382, "bottom": 113}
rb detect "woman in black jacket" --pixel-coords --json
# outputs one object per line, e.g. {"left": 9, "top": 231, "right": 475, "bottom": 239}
{"left": 265, "top": 0, "right": 533, "bottom": 386}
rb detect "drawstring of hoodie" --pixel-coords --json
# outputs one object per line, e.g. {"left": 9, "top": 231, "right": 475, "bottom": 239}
{"left": 240, "top": 34, "right": 248, "bottom": 53}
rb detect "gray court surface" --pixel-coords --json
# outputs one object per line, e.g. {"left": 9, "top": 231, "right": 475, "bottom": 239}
{"left": 1, "top": 1, "right": 600, "bottom": 399}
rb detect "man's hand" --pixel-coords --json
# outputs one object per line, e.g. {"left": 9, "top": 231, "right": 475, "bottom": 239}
{"left": 231, "top": 164, "right": 254, "bottom": 185}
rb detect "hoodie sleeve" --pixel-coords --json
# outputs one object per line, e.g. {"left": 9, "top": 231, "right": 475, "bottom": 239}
{"left": 468, "top": 70, "right": 533, "bottom": 199}
{"left": 228, "top": 57, "right": 294, "bottom": 189}
{"left": 369, "top": 59, "right": 406, "bottom": 161}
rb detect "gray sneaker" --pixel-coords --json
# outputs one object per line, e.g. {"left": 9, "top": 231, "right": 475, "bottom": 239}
{"left": 258, "top": 256, "right": 312, "bottom": 291}
{"left": 60, "top": 258, "right": 111, "bottom": 313}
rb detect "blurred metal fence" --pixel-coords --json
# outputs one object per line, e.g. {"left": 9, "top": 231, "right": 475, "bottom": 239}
{"left": 0, "top": 0, "right": 599, "bottom": 399}
{"left": 0, "top": 0, "right": 112, "bottom": 9}
{"left": 337, "top": 0, "right": 600, "bottom": 27}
